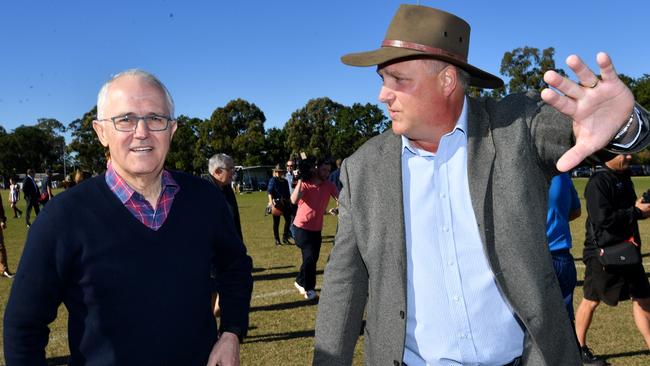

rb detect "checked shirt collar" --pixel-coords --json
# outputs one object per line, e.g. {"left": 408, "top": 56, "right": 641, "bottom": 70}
{"left": 105, "top": 163, "right": 180, "bottom": 231}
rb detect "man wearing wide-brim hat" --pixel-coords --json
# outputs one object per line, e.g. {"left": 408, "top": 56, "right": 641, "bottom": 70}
{"left": 314, "top": 4, "right": 650, "bottom": 366}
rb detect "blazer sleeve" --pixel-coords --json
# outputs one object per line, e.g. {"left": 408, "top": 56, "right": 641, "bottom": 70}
{"left": 313, "top": 160, "right": 368, "bottom": 365}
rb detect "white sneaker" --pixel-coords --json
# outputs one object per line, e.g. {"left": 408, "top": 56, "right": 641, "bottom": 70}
{"left": 294, "top": 281, "right": 306, "bottom": 295}
{"left": 304, "top": 290, "right": 318, "bottom": 300}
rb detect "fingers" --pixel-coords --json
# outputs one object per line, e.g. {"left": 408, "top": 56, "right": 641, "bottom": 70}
{"left": 543, "top": 70, "right": 584, "bottom": 100}
{"left": 540, "top": 88, "right": 577, "bottom": 117}
{"left": 566, "top": 55, "right": 600, "bottom": 88}
{"left": 556, "top": 144, "right": 593, "bottom": 172}
{"left": 595, "top": 52, "right": 618, "bottom": 82}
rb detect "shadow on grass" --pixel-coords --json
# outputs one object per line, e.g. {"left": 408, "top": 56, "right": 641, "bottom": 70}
{"left": 602, "top": 348, "right": 650, "bottom": 359}
{"left": 251, "top": 298, "right": 318, "bottom": 312}
{"left": 253, "top": 270, "right": 323, "bottom": 282}
{"left": 46, "top": 356, "right": 70, "bottom": 365}
{"left": 244, "top": 329, "right": 315, "bottom": 344}
{"left": 322, "top": 235, "right": 335, "bottom": 244}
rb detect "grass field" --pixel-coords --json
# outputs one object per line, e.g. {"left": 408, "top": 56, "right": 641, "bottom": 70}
{"left": 0, "top": 178, "right": 649, "bottom": 365}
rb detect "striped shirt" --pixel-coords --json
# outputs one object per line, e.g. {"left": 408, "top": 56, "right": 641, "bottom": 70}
{"left": 105, "top": 164, "right": 180, "bottom": 231}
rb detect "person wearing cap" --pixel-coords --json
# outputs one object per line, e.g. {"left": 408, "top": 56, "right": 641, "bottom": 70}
{"left": 313, "top": 4, "right": 650, "bottom": 366}
{"left": 576, "top": 153, "right": 650, "bottom": 364}
{"left": 267, "top": 164, "right": 292, "bottom": 246}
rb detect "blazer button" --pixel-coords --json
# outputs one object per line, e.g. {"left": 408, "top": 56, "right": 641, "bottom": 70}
{"left": 399, "top": 310, "right": 405, "bottom": 319}
{"left": 393, "top": 361, "right": 400, "bottom": 366}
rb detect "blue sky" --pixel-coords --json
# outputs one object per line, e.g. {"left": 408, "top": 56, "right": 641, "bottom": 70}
{"left": 1, "top": 0, "right": 648, "bottom": 138}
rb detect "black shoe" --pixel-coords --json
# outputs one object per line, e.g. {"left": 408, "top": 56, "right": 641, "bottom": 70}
{"left": 275, "top": 239, "right": 281, "bottom": 246}
{"left": 282, "top": 237, "right": 291, "bottom": 245}
{"left": 581, "top": 346, "right": 606, "bottom": 365}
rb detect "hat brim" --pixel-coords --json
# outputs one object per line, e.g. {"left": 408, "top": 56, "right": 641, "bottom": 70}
{"left": 342, "top": 47, "right": 503, "bottom": 89}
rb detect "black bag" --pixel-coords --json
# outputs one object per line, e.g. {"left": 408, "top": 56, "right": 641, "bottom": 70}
{"left": 597, "top": 240, "right": 641, "bottom": 266}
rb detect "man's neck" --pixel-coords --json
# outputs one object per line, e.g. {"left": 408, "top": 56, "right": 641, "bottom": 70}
{"left": 117, "top": 168, "right": 164, "bottom": 209}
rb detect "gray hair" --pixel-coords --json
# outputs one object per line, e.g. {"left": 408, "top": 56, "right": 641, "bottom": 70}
{"left": 422, "top": 59, "right": 469, "bottom": 91}
{"left": 96, "top": 69, "right": 175, "bottom": 119}
{"left": 208, "top": 153, "right": 234, "bottom": 174}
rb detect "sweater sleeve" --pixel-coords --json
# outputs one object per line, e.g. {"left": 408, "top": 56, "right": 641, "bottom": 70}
{"left": 3, "top": 207, "right": 68, "bottom": 365}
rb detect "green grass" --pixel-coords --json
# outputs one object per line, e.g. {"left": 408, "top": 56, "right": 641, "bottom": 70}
{"left": 1, "top": 180, "right": 649, "bottom": 365}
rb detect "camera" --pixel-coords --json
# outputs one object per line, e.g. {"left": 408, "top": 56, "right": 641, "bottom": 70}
{"left": 642, "top": 189, "right": 650, "bottom": 203}
{"left": 294, "top": 152, "right": 315, "bottom": 181}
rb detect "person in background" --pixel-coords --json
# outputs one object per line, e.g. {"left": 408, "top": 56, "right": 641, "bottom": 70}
{"left": 545, "top": 172, "right": 582, "bottom": 354}
{"left": 21, "top": 168, "right": 40, "bottom": 228}
{"left": 4, "top": 69, "right": 252, "bottom": 366}
{"left": 207, "top": 153, "right": 244, "bottom": 318}
{"left": 291, "top": 158, "right": 338, "bottom": 300}
{"left": 8, "top": 177, "right": 22, "bottom": 218}
{"left": 0, "top": 192, "right": 12, "bottom": 278}
{"left": 267, "top": 164, "right": 292, "bottom": 246}
{"left": 575, "top": 153, "right": 650, "bottom": 364}
{"left": 41, "top": 169, "right": 54, "bottom": 204}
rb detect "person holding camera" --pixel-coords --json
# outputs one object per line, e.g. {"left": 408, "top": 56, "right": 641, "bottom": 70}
{"left": 575, "top": 153, "right": 650, "bottom": 363}
{"left": 290, "top": 158, "right": 338, "bottom": 300}
{"left": 267, "top": 164, "right": 292, "bottom": 246}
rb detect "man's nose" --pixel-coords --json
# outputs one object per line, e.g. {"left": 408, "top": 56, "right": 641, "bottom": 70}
{"left": 378, "top": 86, "right": 395, "bottom": 104}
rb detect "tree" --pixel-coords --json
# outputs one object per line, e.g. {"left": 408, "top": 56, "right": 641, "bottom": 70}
{"left": 167, "top": 115, "right": 202, "bottom": 174}
{"left": 68, "top": 106, "right": 107, "bottom": 173}
{"left": 197, "top": 99, "right": 266, "bottom": 166}
{"left": 284, "top": 97, "right": 344, "bottom": 159}
{"left": 499, "top": 46, "right": 565, "bottom": 95}
{"left": 264, "top": 127, "right": 288, "bottom": 165}
{"left": 632, "top": 74, "right": 650, "bottom": 110}
{"left": 330, "top": 103, "right": 389, "bottom": 159}
{"left": 3, "top": 125, "right": 59, "bottom": 174}
{"left": 36, "top": 118, "right": 66, "bottom": 172}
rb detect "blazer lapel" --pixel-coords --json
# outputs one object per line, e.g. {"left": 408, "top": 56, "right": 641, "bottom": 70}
{"left": 466, "top": 97, "right": 496, "bottom": 251}
{"left": 379, "top": 132, "right": 408, "bottom": 301}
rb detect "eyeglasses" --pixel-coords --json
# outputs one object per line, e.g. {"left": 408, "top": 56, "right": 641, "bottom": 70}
{"left": 286, "top": 165, "right": 294, "bottom": 168}
{"left": 98, "top": 114, "right": 174, "bottom": 132}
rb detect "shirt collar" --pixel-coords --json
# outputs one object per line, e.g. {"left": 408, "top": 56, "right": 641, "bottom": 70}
{"left": 402, "top": 96, "right": 469, "bottom": 156}
{"left": 105, "top": 164, "right": 179, "bottom": 204}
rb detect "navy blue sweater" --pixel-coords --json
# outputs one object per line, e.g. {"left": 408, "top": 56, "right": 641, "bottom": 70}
{"left": 3, "top": 172, "right": 253, "bottom": 365}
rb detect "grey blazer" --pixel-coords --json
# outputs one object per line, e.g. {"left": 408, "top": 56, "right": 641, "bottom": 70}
{"left": 314, "top": 93, "right": 649, "bottom": 366}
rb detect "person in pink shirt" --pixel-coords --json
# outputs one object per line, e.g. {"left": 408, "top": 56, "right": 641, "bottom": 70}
{"left": 290, "top": 158, "right": 339, "bottom": 300}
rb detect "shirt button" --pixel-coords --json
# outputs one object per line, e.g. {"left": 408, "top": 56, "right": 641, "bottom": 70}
{"left": 399, "top": 311, "right": 405, "bottom": 319}
{"left": 453, "top": 295, "right": 459, "bottom": 302}
{"left": 448, "top": 261, "right": 454, "bottom": 266}
{"left": 440, "top": 193, "right": 446, "bottom": 199}
{"left": 443, "top": 227, "right": 449, "bottom": 232}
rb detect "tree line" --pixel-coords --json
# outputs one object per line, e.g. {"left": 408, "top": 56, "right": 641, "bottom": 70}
{"left": 1, "top": 46, "right": 649, "bottom": 179}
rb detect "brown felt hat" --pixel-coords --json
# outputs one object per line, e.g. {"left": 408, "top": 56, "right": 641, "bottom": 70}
{"left": 341, "top": 4, "right": 503, "bottom": 89}
{"left": 273, "top": 164, "right": 286, "bottom": 172}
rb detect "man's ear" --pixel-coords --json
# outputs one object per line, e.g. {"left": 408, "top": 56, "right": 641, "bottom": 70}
{"left": 439, "top": 66, "right": 459, "bottom": 97}
{"left": 92, "top": 120, "right": 110, "bottom": 147}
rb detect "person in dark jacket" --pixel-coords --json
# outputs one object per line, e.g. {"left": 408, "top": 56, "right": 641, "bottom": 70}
{"left": 21, "top": 169, "right": 40, "bottom": 227}
{"left": 267, "top": 164, "right": 292, "bottom": 246}
{"left": 575, "top": 153, "right": 650, "bottom": 363}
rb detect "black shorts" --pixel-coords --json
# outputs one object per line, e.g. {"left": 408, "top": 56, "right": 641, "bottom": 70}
{"left": 583, "top": 256, "right": 650, "bottom": 306}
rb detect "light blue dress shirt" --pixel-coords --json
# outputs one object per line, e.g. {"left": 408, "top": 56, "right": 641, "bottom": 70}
{"left": 402, "top": 98, "right": 524, "bottom": 366}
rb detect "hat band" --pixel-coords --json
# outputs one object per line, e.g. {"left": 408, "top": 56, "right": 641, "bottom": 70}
{"left": 382, "top": 39, "right": 467, "bottom": 63}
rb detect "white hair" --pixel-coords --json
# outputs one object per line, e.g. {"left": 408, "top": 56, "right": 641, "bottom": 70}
{"left": 96, "top": 69, "right": 175, "bottom": 119}
{"left": 208, "top": 153, "right": 234, "bottom": 174}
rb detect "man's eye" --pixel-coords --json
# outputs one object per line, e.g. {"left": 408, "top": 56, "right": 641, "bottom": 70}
{"left": 115, "top": 116, "right": 133, "bottom": 123}
{"left": 149, "top": 116, "right": 164, "bottom": 122}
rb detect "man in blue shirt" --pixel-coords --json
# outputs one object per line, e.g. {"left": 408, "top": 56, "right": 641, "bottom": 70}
{"left": 546, "top": 172, "right": 581, "bottom": 323}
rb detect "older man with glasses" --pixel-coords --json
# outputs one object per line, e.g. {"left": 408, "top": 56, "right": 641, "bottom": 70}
{"left": 3, "top": 69, "right": 253, "bottom": 366}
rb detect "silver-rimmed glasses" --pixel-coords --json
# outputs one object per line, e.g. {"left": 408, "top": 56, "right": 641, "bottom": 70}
{"left": 97, "top": 114, "right": 174, "bottom": 132}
